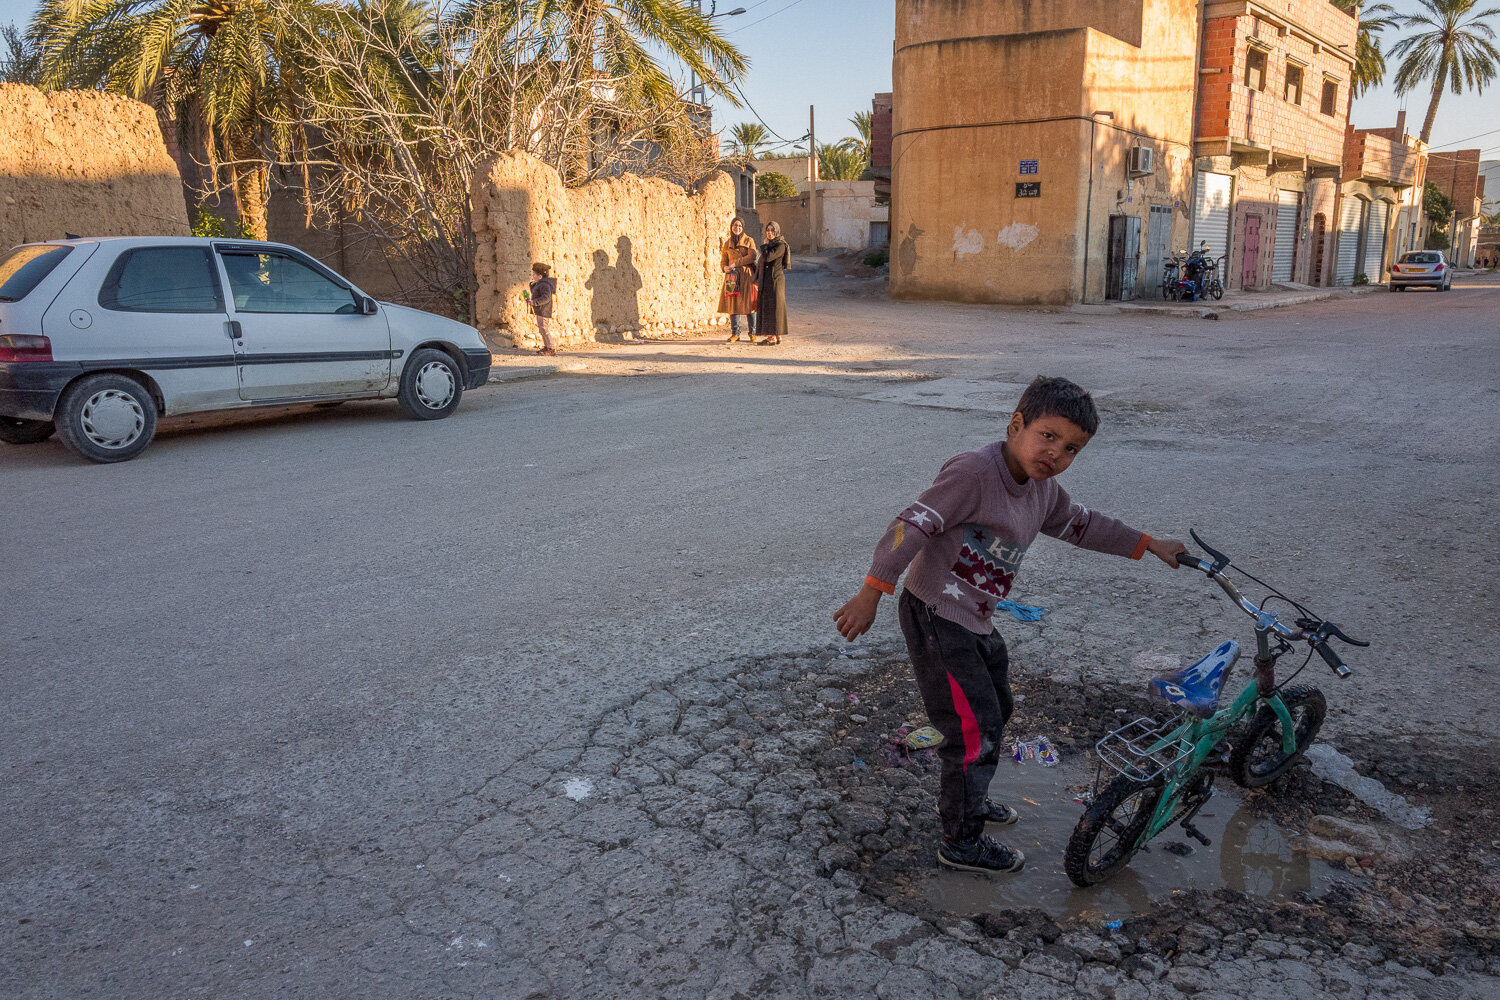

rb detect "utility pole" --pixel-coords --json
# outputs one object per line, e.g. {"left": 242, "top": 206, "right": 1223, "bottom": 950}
{"left": 809, "top": 104, "right": 820, "bottom": 252}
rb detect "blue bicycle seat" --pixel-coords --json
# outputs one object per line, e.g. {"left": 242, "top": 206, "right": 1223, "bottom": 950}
{"left": 1150, "top": 641, "right": 1240, "bottom": 717}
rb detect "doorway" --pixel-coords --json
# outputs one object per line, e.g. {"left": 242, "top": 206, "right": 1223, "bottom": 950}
{"left": 1241, "top": 213, "right": 1263, "bottom": 288}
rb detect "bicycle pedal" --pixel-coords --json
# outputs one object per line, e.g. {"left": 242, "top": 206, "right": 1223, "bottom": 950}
{"left": 1182, "top": 823, "right": 1212, "bottom": 847}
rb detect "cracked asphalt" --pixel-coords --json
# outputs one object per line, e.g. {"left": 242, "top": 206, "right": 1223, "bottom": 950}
{"left": 2, "top": 268, "right": 1496, "bottom": 998}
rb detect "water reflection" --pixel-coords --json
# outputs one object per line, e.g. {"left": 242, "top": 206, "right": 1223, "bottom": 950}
{"left": 917, "top": 759, "right": 1334, "bottom": 921}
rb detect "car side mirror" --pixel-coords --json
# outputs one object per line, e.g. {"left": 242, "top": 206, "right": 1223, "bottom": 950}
{"left": 360, "top": 296, "right": 378, "bottom": 315}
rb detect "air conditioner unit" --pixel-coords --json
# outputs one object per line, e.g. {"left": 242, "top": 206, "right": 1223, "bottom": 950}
{"left": 1128, "top": 146, "right": 1155, "bottom": 177}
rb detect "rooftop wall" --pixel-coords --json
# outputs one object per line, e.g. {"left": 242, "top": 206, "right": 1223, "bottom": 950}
{"left": 0, "top": 84, "right": 188, "bottom": 250}
{"left": 899, "top": 0, "right": 1148, "bottom": 48}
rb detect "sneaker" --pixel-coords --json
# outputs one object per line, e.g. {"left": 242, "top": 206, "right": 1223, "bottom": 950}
{"left": 937, "top": 834, "right": 1025, "bottom": 874}
{"left": 934, "top": 797, "right": 1020, "bottom": 827}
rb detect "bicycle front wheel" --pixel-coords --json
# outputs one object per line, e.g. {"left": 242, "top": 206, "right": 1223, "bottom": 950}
{"left": 1228, "top": 686, "right": 1326, "bottom": 788}
{"left": 1064, "top": 772, "right": 1164, "bottom": 887}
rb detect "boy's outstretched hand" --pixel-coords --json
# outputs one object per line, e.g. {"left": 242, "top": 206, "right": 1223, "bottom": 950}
{"left": 834, "top": 584, "right": 883, "bottom": 641}
{"left": 1147, "top": 537, "right": 1189, "bottom": 567}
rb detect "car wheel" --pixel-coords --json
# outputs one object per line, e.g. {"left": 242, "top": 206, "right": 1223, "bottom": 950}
{"left": 0, "top": 416, "right": 56, "bottom": 445}
{"left": 54, "top": 373, "right": 157, "bottom": 463}
{"left": 397, "top": 348, "right": 463, "bottom": 420}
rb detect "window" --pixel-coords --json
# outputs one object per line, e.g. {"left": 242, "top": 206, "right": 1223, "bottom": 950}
{"left": 1399, "top": 252, "right": 1442, "bottom": 264}
{"left": 220, "top": 251, "right": 358, "bottom": 314}
{"left": 1245, "top": 47, "right": 1268, "bottom": 91}
{"left": 1284, "top": 64, "right": 1303, "bottom": 105}
{"left": 1321, "top": 79, "right": 1338, "bottom": 116}
{"left": 0, "top": 245, "right": 72, "bottom": 303}
{"left": 99, "top": 247, "right": 223, "bottom": 313}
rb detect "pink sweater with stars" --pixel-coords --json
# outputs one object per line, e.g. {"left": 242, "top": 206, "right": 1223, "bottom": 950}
{"left": 865, "top": 441, "right": 1150, "bottom": 634}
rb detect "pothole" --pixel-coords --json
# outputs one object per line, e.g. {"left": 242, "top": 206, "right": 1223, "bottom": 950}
{"left": 895, "top": 756, "right": 1349, "bottom": 922}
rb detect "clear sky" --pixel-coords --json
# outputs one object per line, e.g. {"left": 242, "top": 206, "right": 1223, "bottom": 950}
{"left": 3, "top": 0, "right": 1496, "bottom": 162}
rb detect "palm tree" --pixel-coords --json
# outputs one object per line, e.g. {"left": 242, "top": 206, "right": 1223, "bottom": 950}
{"left": 1, "top": 22, "right": 42, "bottom": 84}
{"left": 817, "top": 141, "right": 866, "bottom": 181}
{"left": 841, "top": 110, "right": 872, "bottom": 158}
{"left": 726, "top": 121, "right": 768, "bottom": 163}
{"left": 1389, "top": 0, "right": 1500, "bottom": 145}
{"left": 28, "top": 0, "right": 330, "bottom": 239}
{"left": 1334, "top": 1, "right": 1399, "bottom": 95}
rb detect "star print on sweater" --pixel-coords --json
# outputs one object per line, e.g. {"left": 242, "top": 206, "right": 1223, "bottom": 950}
{"left": 864, "top": 441, "right": 1149, "bottom": 634}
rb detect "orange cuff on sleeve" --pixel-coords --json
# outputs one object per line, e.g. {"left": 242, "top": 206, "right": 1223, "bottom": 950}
{"left": 1130, "top": 534, "right": 1152, "bottom": 560}
{"left": 865, "top": 575, "right": 896, "bottom": 595}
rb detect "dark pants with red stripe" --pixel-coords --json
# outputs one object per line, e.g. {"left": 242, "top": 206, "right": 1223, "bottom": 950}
{"left": 899, "top": 589, "right": 1014, "bottom": 844}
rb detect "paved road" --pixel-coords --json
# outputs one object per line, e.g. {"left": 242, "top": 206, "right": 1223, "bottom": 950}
{"left": 2, "top": 272, "right": 1495, "bottom": 997}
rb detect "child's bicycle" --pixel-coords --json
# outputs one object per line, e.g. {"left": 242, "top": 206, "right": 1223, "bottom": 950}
{"left": 1063, "top": 531, "right": 1367, "bottom": 887}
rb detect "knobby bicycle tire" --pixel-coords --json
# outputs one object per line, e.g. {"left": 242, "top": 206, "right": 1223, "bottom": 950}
{"left": 1064, "top": 771, "right": 1164, "bottom": 887}
{"left": 1228, "top": 686, "right": 1326, "bottom": 788}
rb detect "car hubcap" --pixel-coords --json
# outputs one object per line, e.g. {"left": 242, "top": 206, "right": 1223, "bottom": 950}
{"left": 80, "top": 390, "right": 145, "bottom": 449}
{"left": 414, "top": 362, "right": 455, "bottom": 409}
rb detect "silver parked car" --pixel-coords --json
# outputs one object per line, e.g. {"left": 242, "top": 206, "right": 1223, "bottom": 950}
{"left": 0, "top": 237, "right": 490, "bottom": 462}
{"left": 1388, "top": 250, "right": 1453, "bottom": 292}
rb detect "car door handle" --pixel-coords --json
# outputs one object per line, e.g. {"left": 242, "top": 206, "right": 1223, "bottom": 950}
{"left": 228, "top": 320, "right": 243, "bottom": 340}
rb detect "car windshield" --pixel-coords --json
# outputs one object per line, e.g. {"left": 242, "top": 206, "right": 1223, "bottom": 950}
{"left": 0, "top": 245, "right": 73, "bottom": 302}
{"left": 1399, "top": 252, "right": 1441, "bottom": 264}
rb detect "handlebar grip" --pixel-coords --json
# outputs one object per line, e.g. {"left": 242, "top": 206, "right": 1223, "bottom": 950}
{"left": 1176, "top": 553, "right": 1207, "bottom": 570}
{"left": 1314, "top": 640, "right": 1351, "bottom": 679}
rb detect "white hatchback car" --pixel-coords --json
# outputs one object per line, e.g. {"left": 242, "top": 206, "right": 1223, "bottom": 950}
{"left": 0, "top": 237, "right": 491, "bottom": 462}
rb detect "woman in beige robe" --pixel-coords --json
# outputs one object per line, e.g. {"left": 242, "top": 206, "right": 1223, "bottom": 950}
{"left": 718, "top": 218, "right": 759, "bottom": 342}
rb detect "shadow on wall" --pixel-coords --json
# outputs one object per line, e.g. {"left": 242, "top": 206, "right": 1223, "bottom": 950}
{"left": 585, "top": 236, "right": 643, "bottom": 340}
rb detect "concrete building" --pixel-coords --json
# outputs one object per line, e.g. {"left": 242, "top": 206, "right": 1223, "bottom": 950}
{"left": 889, "top": 0, "right": 1200, "bottom": 305}
{"left": 1428, "top": 149, "right": 1486, "bottom": 266}
{"left": 1339, "top": 121, "right": 1426, "bottom": 284}
{"left": 1194, "top": 0, "right": 1357, "bottom": 289}
{"left": 870, "top": 92, "right": 893, "bottom": 209}
{"left": 758, "top": 180, "right": 890, "bottom": 254}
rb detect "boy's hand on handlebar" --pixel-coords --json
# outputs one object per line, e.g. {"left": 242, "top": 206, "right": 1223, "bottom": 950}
{"left": 834, "top": 584, "right": 882, "bottom": 641}
{"left": 1147, "top": 537, "right": 1189, "bottom": 568}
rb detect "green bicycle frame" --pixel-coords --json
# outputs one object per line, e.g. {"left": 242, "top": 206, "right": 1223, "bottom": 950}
{"left": 1134, "top": 672, "right": 1296, "bottom": 845}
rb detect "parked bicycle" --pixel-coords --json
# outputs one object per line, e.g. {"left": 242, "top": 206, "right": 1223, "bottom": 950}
{"left": 1063, "top": 531, "right": 1366, "bottom": 887}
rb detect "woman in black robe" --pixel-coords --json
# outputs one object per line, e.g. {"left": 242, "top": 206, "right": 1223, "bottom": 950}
{"left": 756, "top": 221, "right": 790, "bottom": 346}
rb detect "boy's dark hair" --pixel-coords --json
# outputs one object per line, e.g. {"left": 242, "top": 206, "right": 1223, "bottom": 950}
{"left": 1015, "top": 376, "right": 1099, "bottom": 435}
{"left": 531, "top": 262, "right": 551, "bottom": 275}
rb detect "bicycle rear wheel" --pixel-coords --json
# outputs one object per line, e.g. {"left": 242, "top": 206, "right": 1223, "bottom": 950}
{"left": 1064, "top": 772, "right": 1164, "bottom": 887}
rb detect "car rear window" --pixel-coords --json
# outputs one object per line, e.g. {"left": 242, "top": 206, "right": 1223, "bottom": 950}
{"left": 0, "top": 245, "right": 73, "bottom": 302}
{"left": 99, "top": 246, "right": 224, "bottom": 313}
{"left": 1400, "top": 252, "right": 1441, "bottom": 264}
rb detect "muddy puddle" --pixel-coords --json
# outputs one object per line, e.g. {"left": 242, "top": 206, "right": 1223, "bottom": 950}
{"left": 914, "top": 756, "right": 1350, "bottom": 922}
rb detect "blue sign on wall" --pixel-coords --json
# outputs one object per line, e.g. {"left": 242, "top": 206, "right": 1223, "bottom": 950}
{"left": 1019, "top": 159, "right": 1040, "bottom": 175}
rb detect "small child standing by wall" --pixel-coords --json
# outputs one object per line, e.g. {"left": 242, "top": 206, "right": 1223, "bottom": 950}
{"left": 528, "top": 262, "right": 557, "bottom": 356}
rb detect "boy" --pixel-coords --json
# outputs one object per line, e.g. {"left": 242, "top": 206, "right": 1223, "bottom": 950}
{"left": 528, "top": 262, "right": 557, "bottom": 356}
{"left": 833, "top": 377, "right": 1186, "bottom": 874}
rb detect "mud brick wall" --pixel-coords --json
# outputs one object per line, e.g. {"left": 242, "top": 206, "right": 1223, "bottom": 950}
{"left": 470, "top": 152, "right": 737, "bottom": 349}
{"left": 0, "top": 84, "right": 189, "bottom": 250}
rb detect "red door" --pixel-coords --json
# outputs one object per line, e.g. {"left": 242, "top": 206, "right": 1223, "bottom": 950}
{"left": 1242, "top": 214, "right": 1262, "bottom": 288}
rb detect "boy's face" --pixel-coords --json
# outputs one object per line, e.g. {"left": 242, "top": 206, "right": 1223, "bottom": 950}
{"left": 1005, "top": 413, "right": 1092, "bottom": 481}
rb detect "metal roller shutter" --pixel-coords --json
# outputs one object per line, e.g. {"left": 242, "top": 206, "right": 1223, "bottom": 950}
{"left": 1271, "top": 190, "right": 1299, "bottom": 283}
{"left": 1335, "top": 197, "right": 1363, "bottom": 286}
{"left": 1192, "top": 172, "right": 1233, "bottom": 260}
{"left": 1363, "top": 200, "right": 1389, "bottom": 281}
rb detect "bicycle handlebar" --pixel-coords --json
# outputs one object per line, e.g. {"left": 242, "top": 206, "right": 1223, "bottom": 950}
{"left": 1174, "top": 540, "right": 1361, "bottom": 678}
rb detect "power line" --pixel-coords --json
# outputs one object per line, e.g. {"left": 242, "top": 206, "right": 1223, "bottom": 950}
{"left": 727, "top": 78, "right": 796, "bottom": 143}
{"left": 1428, "top": 127, "right": 1500, "bottom": 151}
{"left": 727, "top": 0, "right": 810, "bottom": 34}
